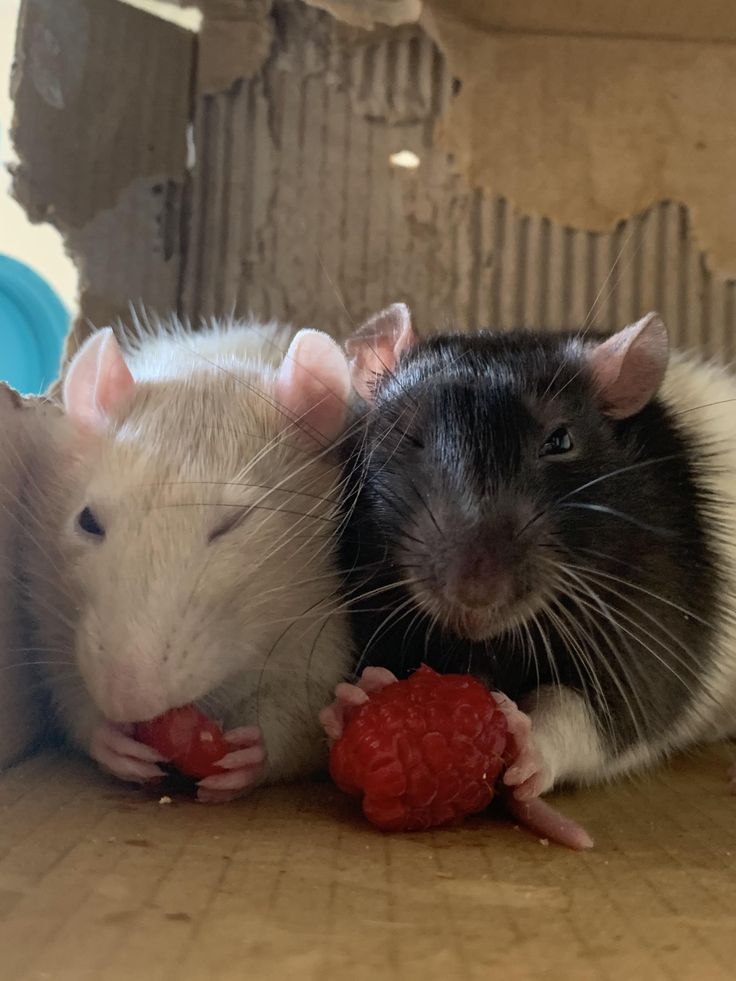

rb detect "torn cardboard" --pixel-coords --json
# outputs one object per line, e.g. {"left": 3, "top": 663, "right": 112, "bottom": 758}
{"left": 186, "top": 0, "right": 736, "bottom": 275}
{"left": 422, "top": 3, "right": 736, "bottom": 276}
{"left": 304, "top": 0, "right": 422, "bottom": 30}
{"left": 10, "top": 0, "right": 736, "bottom": 368}
{"left": 197, "top": 0, "right": 275, "bottom": 92}
{"left": 11, "top": 0, "right": 195, "bottom": 360}
{"left": 299, "top": 0, "right": 736, "bottom": 274}
{"left": 181, "top": 2, "right": 736, "bottom": 360}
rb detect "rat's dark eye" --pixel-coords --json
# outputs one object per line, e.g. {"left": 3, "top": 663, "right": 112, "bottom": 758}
{"left": 540, "top": 427, "right": 574, "bottom": 458}
{"left": 77, "top": 506, "right": 105, "bottom": 539}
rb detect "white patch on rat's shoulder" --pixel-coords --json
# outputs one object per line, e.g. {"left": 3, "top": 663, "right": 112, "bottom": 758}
{"left": 519, "top": 684, "right": 607, "bottom": 789}
{"left": 657, "top": 353, "right": 736, "bottom": 747}
{"left": 524, "top": 684, "right": 681, "bottom": 789}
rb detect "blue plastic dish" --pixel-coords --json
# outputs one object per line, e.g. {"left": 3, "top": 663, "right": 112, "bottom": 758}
{"left": 0, "top": 254, "right": 70, "bottom": 395}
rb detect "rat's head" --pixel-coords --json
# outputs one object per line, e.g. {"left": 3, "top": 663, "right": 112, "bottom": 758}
{"left": 60, "top": 327, "right": 351, "bottom": 722}
{"left": 348, "top": 305, "right": 669, "bottom": 641}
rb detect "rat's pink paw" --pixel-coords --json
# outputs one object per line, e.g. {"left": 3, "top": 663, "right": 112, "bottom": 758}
{"left": 319, "top": 666, "right": 398, "bottom": 741}
{"left": 492, "top": 692, "right": 552, "bottom": 801}
{"left": 196, "top": 725, "right": 266, "bottom": 803}
{"left": 90, "top": 720, "right": 166, "bottom": 783}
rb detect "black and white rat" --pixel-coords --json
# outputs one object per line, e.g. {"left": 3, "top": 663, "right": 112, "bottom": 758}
{"left": 25, "top": 316, "right": 354, "bottom": 802}
{"left": 332, "top": 303, "right": 736, "bottom": 823}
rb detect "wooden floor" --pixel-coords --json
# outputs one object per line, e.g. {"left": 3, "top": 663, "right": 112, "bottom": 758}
{"left": 0, "top": 746, "right": 735, "bottom": 980}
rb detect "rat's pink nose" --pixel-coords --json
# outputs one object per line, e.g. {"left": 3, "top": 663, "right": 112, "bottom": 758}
{"left": 441, "top": 514, "right": 521, "bottom": 611}
{"left": 445, "top": 551, "right": 513, "bottom": 610}
{"left": 96, "top": 661, "right": 170, "bottom": 723}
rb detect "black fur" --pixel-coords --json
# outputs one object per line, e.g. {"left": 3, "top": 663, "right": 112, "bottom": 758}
{"left": 339, "top": 329, "right": 722, "bottom": 756}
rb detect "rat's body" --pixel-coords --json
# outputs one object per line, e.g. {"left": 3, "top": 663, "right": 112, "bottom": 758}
{"left": 337, "top": 307, "right": 736, "bottom": 799}
{"left": 25, "top": 317, "right": 354, "bottom": 800}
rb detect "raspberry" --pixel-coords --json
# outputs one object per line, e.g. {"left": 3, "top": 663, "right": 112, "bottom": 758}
{"left": 330, "top": 665, "right": 508, "bottom": 831}
{"left": 135, "top": 705, "right": 230, "bottom": 779}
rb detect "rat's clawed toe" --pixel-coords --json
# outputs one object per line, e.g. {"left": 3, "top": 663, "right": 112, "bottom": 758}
{"left": 320, "top": 667, "right": 399, "bottom": 741}
{"left": 491, "top": 691, "right": 551, "bottom": 799}
{"left": 356, "top": 666, "right": 399, "bottom": 693}
{"left": 90, "top": 720, "right": 166, "bottom": 783}
{"left": 196, "top": 767, "right": 262, "bottom": 802}
{"left": 196, "top": 725, "right": 266, "bottom": 803}
{"left": 319, "top": 683, "right": 368, "bottom": 741}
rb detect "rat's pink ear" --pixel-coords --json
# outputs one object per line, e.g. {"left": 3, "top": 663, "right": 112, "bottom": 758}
{"left": 345, "top": 303, "right": 416, "bottom": 402}
{"left": 585, "top": 313, "right": 669, "bottom": 419}
{"left": 63, "top": 328, "right": 136, "bottom": 431}
{"left": 275, "top": 329, "right": 351, "bottom": 444}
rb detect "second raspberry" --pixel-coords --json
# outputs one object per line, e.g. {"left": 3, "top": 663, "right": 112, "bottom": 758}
{"left": 329, "top": 665, "right": 508, "bottom": 831}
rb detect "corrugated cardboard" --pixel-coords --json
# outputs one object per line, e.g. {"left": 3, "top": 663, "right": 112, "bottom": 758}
{"left": 12, "top": 0, "right": 736, "bottom": 365}
{"left": 11, "top": 0, "right": 195, "bottom": 365}
{"left": 305, "top": 0, "right": 421, "bottom": 30}
{"left": 197, "top": 0, "right": 274, "bottom": 92}
{"left": 302, "top": 0, "right": 736, "bottom": 272}
{"left": 423, "top": 3, "right": 736, "bottom": 276}
{"left": 183, "top": 3, "right": 736, "bottom": 358}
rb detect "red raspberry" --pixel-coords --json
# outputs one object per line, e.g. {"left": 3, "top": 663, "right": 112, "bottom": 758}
{"left": 329, "top": 665, "right": 508, "bottom": 831}
{"left": 136, "top": 705, "right": 230, "bottom": 779}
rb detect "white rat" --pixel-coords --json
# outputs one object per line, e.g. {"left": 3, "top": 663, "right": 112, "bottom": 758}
{"left": 26, "top": 317, "right": 354, "bottom": 802}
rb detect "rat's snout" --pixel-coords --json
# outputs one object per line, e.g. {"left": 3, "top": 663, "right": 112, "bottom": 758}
{"left": 79, "top": 644, "right": 173, "bottom": 724}
{"left": 77, "top": 598, "right": 231, "bottom": 724}
{"left": 441, "top": 515, "right": 520, "bottom": 612}
{"left": 445, "top": 549, "right": 512, "bottom": 610}
{"left": 96, "top": 659, "right": 171, "bottom": 723}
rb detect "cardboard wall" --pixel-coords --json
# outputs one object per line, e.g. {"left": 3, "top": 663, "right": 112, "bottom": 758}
{"left": 11, "top": 0, "right": 195, "bottom": 367}
{"left": 183, "top": 2, "right": 736, "bottom": 357}
{"left": 423, "top": 3, "right": 736, "bottom": 278}
{"left": 10, "top": 0, "right": 736, "bottom": 365}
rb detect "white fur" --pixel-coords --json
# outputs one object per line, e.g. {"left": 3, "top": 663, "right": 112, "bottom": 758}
{"left": 124, "top": 313, "right": 292, "bottom": 380}
{"left": 660, "top": 354, "right": 736, "bottom": 743}
{"left": 520, "top": 685, "right": 607, "bottom": 791}
{"left": 26, "top": 316, "right": 352, "bottom": 785}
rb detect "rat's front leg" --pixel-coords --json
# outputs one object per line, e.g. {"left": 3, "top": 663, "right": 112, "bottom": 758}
{"left": 508, "top": 684, "right": 608, "bottom": 797}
